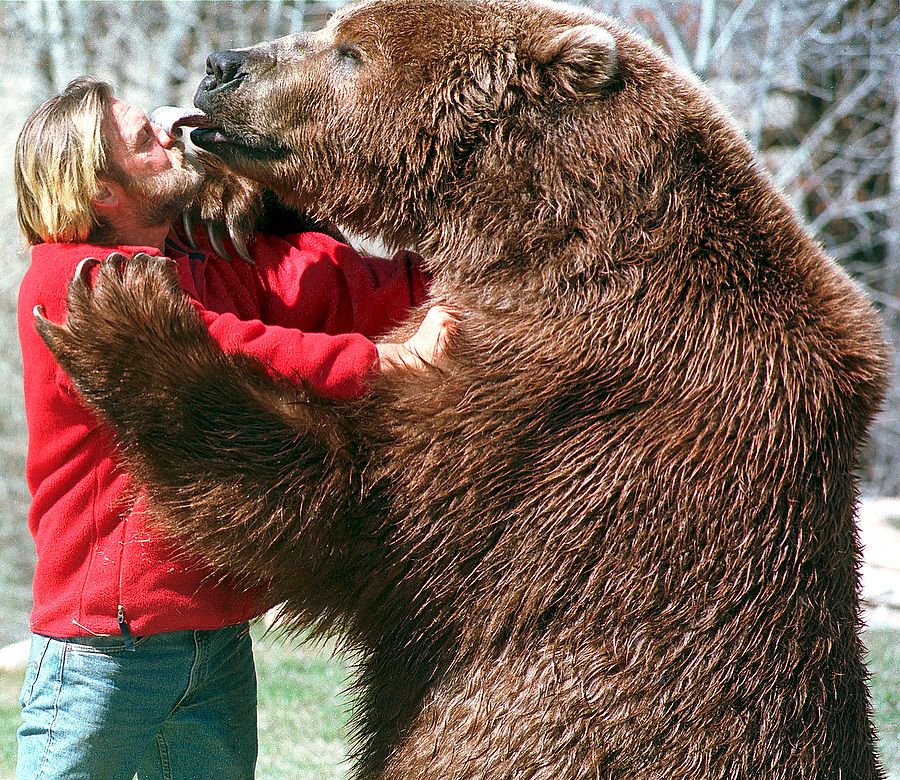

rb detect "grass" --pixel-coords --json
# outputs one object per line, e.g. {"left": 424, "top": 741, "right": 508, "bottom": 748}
{"left": 0, "top": 625, "right": 897, "bottom": 779}
{"left": 253, "top": 629, "right": 352, "bottom": 780}
{"left": 0, "top": 668, "right": 19, "bottom": 776}
{"left": 868, "top": 628, "right": 900, "bottom": 776}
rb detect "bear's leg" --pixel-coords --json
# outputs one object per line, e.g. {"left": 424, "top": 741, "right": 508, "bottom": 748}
{"left": 35, "top": 252, "right": 366, "bottom": 607}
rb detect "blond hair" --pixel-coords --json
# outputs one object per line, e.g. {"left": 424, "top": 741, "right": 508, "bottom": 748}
{"left": 14, "top": 77, "right": 115, "bottom": 245}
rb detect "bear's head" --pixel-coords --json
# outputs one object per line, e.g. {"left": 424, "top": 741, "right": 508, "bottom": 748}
{"left": 191, "top": 0, "right": 738, "bottom": 265}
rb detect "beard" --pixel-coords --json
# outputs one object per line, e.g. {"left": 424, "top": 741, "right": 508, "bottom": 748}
{"left": 123, "top": 146, "right": 204, "bottom": 228}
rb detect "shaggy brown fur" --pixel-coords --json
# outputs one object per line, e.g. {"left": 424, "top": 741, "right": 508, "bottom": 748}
{"left": 38, "top": 0, "right": 889, "bottom": 777}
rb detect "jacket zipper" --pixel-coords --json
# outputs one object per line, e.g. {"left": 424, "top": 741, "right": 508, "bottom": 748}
{"left": 117, "top": 604, "right": 135, "bottom": 651}
{"left": 115, "top": 516, "right": 135, "bottom": 651}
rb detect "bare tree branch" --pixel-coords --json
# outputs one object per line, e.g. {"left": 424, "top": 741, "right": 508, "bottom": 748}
{"left": 692, "top": 0, "right": 717, "bottom": 75}
{"left": 774, "top": 71, "right": 880, "bottom": 189}
{"left": 746, "top": 0, "right": 783, "bottom": 150}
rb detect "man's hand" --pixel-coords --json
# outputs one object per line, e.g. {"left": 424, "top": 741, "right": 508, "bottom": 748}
{"left": 376, "top": 306, "right": 458, "bottom": 374}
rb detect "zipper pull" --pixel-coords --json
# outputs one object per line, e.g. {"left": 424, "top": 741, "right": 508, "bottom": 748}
{"left": 117, "top": 605, "right": 136, "bottom": 652}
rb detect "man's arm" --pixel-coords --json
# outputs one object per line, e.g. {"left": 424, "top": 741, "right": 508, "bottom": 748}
{"left": 249, "top": 231, "right": 429, "bottom": 339}
{"left": 193, "top": 300, "right": 454, "bottom": 398}
{"left": 186, "top": 230, "right": 435, "bottom": 397}
{"left": 376, "top": 307, "right": 457, "bottom": 373}
{"left": 194, "top": 306, "right": 380, "bottom": 400}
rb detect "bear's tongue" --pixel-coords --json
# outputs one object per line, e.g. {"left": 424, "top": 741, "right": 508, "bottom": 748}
{"left": 150, "top": 106, "right": 208, "bottom": 136}
{"left": 150, "top": 105, "right": 225, "bottom": 159}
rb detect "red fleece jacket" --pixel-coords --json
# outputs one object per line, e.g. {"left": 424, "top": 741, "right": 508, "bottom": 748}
{"left": 17, "top": 231, "right": 428, "bottom": 638}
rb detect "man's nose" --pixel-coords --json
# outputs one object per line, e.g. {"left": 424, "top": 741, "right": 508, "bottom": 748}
{"left": 151, "top": 122, "right": 176, "bottom": 149}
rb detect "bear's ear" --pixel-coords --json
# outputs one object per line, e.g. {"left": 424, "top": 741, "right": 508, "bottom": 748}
{"left": 520, "top": 24, "right": 617, "bottom": 101}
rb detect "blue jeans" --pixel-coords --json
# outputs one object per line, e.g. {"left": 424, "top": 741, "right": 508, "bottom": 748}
{"left": 16, "top": 623, "right": 257, "bottom": 780}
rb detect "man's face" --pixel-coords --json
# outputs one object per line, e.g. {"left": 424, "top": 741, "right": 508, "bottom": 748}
{"left": 103, "top": 97, "right": 202, "bottom": 227}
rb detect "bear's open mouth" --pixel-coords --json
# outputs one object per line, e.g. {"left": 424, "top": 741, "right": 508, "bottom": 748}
{"left": 189, "top": 125, "right": 289, "bottom": 163}
{"left": 165, "top": 111, "right": 282, "bottom": 160}
{"left": 190, "top": 126, "right": 238, "bottom": 147}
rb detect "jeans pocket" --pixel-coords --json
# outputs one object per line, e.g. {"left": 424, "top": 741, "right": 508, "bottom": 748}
{"left": 65, "top": 634, "right": 150, "bottom": 655}
{"left": 18, "top": 665, "right": 35, "bottom": 709}
{"left": 19, "top": 635, "right": 51, "bottom": 708}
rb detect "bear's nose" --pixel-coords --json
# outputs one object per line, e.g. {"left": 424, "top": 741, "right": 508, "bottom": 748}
{"left": 206, "top": 50, "right": 247, "bottom": 88}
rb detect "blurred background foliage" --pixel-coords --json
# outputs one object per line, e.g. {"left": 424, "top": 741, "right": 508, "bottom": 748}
{"left": 0, "top": 0, "right": 896, "bottom": 646}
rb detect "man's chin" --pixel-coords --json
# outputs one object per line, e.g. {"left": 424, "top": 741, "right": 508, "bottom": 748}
{"left": 169, "top": 143, "right": 204, "bottom": 177}
{"left": 166, "top": 190, "right": 202, "bottom": 222}
{"left": 125, "top": 169, "right": 204, "bottom": 229}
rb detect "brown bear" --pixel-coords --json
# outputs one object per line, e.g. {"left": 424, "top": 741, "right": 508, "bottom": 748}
{"left": 37, "top": 0, "right": 890, "bottom": 777}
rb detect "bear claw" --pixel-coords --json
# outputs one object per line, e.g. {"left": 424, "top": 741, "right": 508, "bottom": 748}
{"left": 205, "top": 219, "right": 253, "bottom": 264}
{"left": 228, "top": 226, "right": 254, "bottom": 264}
{"left": 181, "top": 209, "right": 199, "bottom": 250}
{"left": 205, "top": 220, "right": 231, "bottom": 263}
{"left": 101, "top": 252, "right": 128, "bottom": 273}
{"left": 75, "top": 257, "right": 100, "bottom": 285}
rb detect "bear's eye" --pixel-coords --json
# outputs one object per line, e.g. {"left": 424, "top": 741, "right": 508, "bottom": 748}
{"left": 334, "top": 44, "right": 363, "bottom": 67}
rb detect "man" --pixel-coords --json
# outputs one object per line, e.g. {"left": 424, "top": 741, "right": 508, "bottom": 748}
{"left": 14, "top": 76, "right": 449, "bottom": 780}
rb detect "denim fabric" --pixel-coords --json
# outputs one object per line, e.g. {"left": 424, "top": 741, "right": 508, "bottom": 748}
{"left": 16, "top": 623, "right": 257, "bottom": 780}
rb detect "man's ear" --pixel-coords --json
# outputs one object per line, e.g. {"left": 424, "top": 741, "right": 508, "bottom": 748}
{"left": 92, "top": 180, "right": 121, "bottom": 214}
{"left": 518, "top": 24, "right": 618, "bottom": 102}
